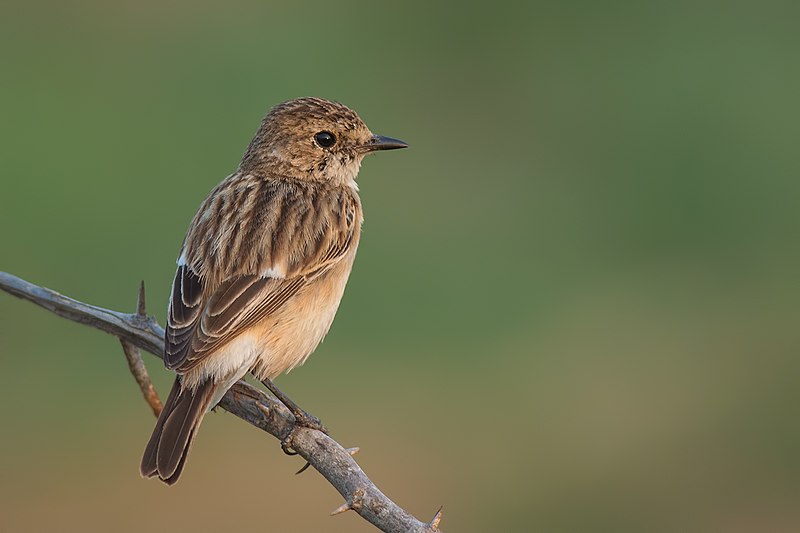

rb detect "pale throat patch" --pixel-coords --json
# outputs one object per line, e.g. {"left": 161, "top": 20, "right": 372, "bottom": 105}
{"left": 324, "top": 154, "right": 363, "bottom": 188}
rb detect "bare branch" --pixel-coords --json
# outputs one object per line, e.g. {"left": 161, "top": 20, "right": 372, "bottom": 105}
{"left": 0, "top": 271, "right": 442, "bottom": 533}
{"left": 120, "top": 281, "right": 162, "bottom": 416}
{"left": 119, "top": 339, "right": 162, "bottom": 417}
{"left": 0, "top": 272, "right": 163, "bottom": 355}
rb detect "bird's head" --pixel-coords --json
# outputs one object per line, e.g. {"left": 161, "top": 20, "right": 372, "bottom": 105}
{"left": 239, "top": 97, "right": 407, "bottom": 186}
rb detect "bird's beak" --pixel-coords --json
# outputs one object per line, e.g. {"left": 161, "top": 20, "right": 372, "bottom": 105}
{"left": 361, "top": 135, "right": 409, "bottom": 153}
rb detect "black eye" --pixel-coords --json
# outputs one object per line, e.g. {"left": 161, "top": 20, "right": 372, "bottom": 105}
{"left": 314, "top": 131, "right": 336, "bottom": 148}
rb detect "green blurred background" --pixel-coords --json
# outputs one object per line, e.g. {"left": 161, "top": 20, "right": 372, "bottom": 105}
{"left": 1, "top": 1, "right": 799, "bottom": 531}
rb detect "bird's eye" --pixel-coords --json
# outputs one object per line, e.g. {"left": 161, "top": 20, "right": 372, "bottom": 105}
{"left": 314, "top": 131, "right": 336, "bottom": 148}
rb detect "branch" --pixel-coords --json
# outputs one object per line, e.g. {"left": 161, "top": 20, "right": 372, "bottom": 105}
{"left": 0, "top": 271, "right": 443, "bottom": 533}
{"left": 118, "top": 281, "right": 163, "bottom": 417}
{"left": 120, "top": 338, "right": 163, "bottom": 417}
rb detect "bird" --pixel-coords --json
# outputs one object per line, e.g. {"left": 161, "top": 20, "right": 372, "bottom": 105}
{"left": 140, "top": 97, "right": 407, "bottom": 485}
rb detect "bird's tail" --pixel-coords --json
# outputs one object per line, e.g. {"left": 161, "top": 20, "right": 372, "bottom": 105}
{"left": 140, "top": 377, "right": 217, "bottom": 485}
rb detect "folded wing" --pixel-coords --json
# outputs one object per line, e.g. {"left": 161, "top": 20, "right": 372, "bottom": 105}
{"left": 164, "top": 184, "right": 359, "bottom": 373}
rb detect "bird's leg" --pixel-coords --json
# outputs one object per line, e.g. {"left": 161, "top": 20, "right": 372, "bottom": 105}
{"left": 261, "top": 379, "right": 327, "bottom": 435}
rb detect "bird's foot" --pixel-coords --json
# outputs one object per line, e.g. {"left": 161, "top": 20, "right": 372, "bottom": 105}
{"left": 290, "top": 409, "right": 327, "bottom": 433}
{"left": 261, "top": 378, "right": 328, "bottom": 447}
{"left": 278, "top": 411, "right": 327, "bottom": 457}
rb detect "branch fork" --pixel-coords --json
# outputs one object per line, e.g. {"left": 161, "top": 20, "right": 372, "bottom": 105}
{"left": 0, "top": 272, "right": 443, "bottom": 533}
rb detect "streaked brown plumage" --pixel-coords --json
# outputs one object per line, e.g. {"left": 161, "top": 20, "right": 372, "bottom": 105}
{"left": 141, "top": 97, "right": 407, "bottom": 484}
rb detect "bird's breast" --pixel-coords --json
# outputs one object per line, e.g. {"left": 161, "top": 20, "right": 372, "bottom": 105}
{"left": 249, "top": 245, "right": 358, "bottom": 380}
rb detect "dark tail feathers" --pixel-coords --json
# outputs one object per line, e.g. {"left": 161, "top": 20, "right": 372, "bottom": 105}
{"left": 140, "top": 377, "right": 217, "bottom": 485}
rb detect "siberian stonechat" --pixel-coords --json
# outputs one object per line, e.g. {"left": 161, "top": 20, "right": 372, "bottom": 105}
{"left": 141, "top": 97, "right": 407, "bottom": 484}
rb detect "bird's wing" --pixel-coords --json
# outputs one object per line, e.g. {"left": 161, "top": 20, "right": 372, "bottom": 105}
{"left": 164, "top": 183, "right": 359, "bottom": 373}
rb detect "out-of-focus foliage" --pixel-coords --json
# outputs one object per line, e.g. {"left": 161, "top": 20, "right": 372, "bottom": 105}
{"left": 1, "top": 1, "right": 798, "bottom": 531}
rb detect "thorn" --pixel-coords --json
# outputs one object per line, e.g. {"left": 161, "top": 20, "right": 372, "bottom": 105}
{"left": 330, "top": 502, "right": 352, "bottom": 516}
{"left": 295, "top": 462, "right": 311, "bottom": 475}
{"left": 429, "top": 506, "right": 443, "bottom": 530}
{"left": 137, "top": 280, "right": 147, "bottom": 317}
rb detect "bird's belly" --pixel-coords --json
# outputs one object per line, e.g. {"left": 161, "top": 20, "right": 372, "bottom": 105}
{"left": 250, "top": 254, "right": 355, "bottom": 380}
{"left": 181, "top": 332, "right": 261, "bottom": 390}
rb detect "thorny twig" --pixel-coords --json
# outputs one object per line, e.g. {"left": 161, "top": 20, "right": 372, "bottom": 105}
{"left": 117, "top": 281, "right": 163, "bottom": 416}
{"left": 0, "top": 271, "right": 443, "bottom": 533}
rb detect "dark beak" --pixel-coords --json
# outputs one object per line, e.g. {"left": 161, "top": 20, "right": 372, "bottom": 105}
{"left": 361, "top": 135, "right": 409, "bottom": 152}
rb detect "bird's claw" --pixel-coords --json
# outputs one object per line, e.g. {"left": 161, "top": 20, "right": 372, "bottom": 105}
{"left": 291, "top": 411, "right": 327, "bottom": 434}
{"left": 281, "top": 437, "right": 299, "bottom": 456}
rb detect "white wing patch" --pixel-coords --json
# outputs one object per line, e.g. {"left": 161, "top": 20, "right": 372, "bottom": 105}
{"left": 260, "top": 266, "right": 285, "bottom": 279}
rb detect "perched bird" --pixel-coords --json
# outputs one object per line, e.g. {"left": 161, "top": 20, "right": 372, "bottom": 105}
{"left": 141, "top": 97, "right": 407, "bottom": 484}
